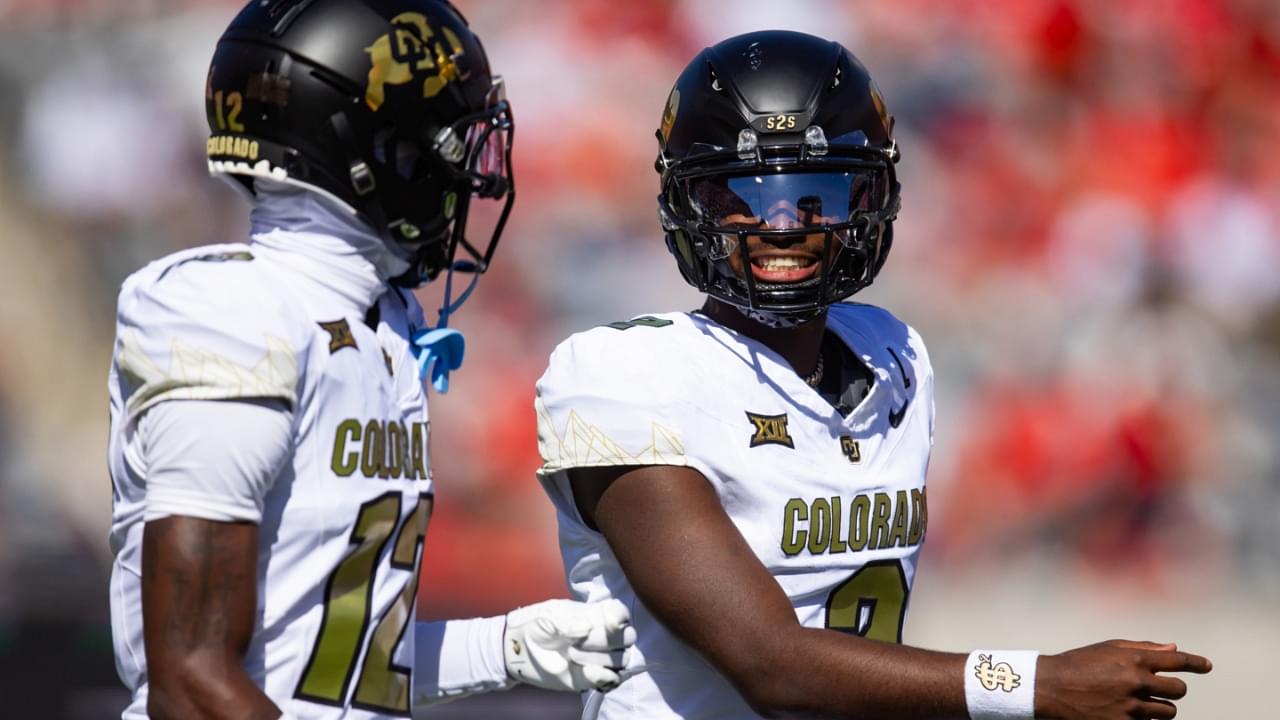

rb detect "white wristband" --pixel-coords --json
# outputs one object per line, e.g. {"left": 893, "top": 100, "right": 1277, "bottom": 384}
{"left": 964, "top": 650, "right": 1038, "bottom": 720}
{"left": 412, "top": 616, "right": 513, "bottom": 705}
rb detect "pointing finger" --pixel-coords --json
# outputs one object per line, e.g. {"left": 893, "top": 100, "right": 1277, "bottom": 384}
{"left": 1141, "top": 650, "right": 1212, "bottom": 674}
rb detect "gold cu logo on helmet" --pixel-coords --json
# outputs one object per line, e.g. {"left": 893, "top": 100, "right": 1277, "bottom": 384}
{"left": 365, "top": 12, "right": 466, "bottom": 112}
{"left": 868, "top": 78, "right": 890, "bottom": 135}
{"left": 660, "top": 87, "right": 680, "bottom": 142}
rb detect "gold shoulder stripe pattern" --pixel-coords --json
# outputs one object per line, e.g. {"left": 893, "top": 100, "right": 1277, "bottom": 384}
{"left": 118, "top": 330, "right": 299, "bottom": 417}
{"left": 536, "top": 398, "right": 685, "bottom": 471}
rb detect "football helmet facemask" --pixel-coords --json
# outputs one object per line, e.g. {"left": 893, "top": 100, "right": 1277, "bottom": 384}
{"left": 206, "top": 0, "right": 514, "bottom": 287}
{"left": 656, "top": 30, "right": 900, "bottom": 320}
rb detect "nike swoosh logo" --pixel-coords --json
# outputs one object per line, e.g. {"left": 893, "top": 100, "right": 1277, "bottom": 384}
{"left": 886, "top": 347, "right": 911, "bottom": 428}
{"left": 886, "top": 347, "right": 911, "bottom": 389}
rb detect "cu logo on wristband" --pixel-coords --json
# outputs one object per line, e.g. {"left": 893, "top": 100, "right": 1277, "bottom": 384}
{"left": 974, "top": 654, "right": 1022, "bottom": 692}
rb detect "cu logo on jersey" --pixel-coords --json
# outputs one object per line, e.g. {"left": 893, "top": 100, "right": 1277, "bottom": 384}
{"left": 840, "top": 436, "right": 861, "bottom": 463}
{"left": 365, "top": 12, "right": 467, "bottom": 111}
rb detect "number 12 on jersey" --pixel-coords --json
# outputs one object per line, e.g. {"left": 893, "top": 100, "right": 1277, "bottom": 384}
{"left": 296, "top": 492, "right": 430, "bottom": 713}
{"left": 824, "top": 559, "right": 910, "bottom": 643}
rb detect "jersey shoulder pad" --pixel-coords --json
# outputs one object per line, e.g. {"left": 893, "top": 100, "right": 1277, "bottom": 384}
{"left": 829, "top": 302, "right": 932, "bottom": 376}
{"left": 536, "top": 312, "right": 690, "bottom": 474}
{"left": 540, "top": 312, "right": 688, "bottom": 399}
{"left": 828, "top": 301, "right": 908, "bottom": 336}
{"left": 114, "top": 245, "right": 306, "bottom": 419}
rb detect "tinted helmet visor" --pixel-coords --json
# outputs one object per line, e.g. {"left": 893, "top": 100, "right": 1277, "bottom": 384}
{"left": 688, "top": 170, "right": 886, "bottom": 228}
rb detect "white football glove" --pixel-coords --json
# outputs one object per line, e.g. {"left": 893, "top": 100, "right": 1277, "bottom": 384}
{"left": 503, "top": 598, "right": 635, "bottom": 693}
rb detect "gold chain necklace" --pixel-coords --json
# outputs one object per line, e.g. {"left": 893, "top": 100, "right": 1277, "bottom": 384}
{"left": 804, "top": 353, "right": 825, "bottom": 388}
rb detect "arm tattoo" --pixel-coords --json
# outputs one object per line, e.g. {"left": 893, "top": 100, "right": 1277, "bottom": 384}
{"left": 143, "top": 517, "right": 275, "bottom": 719}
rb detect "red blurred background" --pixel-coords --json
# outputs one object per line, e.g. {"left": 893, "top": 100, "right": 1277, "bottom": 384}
{"left": 0, "top": 0, "right": 1274, "bottom": 716}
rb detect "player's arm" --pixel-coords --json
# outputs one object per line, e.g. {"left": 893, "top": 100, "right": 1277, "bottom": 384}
{"left": 570, "top": 464, "right": 1211, "bottom": 720}
{"left": 136, "top": 399, "right": 293, "bottom": 720}
{"left": 143, "top": 518, "right": 280, "bottom": 720}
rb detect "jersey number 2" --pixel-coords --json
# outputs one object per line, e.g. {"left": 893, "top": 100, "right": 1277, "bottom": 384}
{"left": 295, "top": 492, "right": 430, "bottom": 713}
{"left": 824, "top": 559, "right": 910, "bottom": 643}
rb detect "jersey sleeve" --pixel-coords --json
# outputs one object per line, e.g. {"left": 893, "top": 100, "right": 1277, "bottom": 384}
{"left": 113, "top": 252, "right": 304, "bottom": 423}
{"left": 535, "top": 327, "right": 691, "bottom": 475}
{"left": 141, "top": 398, "right": 293, "bottom": 523}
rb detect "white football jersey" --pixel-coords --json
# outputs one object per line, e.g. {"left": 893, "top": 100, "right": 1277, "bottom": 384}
{"left": 108, "top": 243, "right": 433, "bottom": 719}
{"left": 536, "top": 304, "right": 934, "bottom": 720}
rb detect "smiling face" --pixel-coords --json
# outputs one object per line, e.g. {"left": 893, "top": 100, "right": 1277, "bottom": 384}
{"left": 688, "top": 171, "right": 882, "bottom": 288}
{"left": 718, "top": 198, "right": 844, "bottom": 285}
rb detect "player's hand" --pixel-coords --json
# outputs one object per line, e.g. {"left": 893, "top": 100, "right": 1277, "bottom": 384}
{"left": 1035, "top": 639, "right": 1212, "bottom": 719}
{"left": 503, "top": 598, "right": 635, "bottom": 693}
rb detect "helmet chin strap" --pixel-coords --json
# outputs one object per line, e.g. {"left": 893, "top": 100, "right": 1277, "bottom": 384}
{"left": 732, "top": 302, "right": 825, "bottom": 329}
{"left": 410, "top": 261, "right": 481, "bottom": 394}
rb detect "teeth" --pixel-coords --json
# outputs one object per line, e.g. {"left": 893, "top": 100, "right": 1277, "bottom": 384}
{"left": 756, "top": 256, "right": 811, "bottom": 271}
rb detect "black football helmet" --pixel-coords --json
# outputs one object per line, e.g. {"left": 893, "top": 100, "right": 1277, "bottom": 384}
{"left": 656, "top": 30, "right": 900, "bottom": 318}
{"left": 206, "top": 0, "right": 514, "bottom": 287}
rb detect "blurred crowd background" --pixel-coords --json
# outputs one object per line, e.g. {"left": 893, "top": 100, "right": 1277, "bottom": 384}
{"left": 0, "top": 0, "right": 1275, "bottom": 716}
